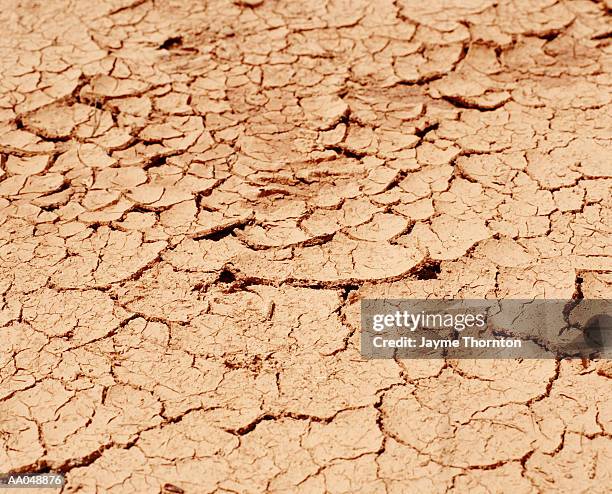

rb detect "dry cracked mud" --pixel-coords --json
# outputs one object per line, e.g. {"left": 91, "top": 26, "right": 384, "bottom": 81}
{"left": 1, "top": 0, "right": 611, "bottom": 492}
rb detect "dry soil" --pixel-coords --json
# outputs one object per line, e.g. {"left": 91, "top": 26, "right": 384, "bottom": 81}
{"left": 0, "top": 0, "right": 611, "bottom": 493}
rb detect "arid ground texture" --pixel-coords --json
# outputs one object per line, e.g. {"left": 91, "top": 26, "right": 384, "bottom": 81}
{"left": 1, "top": 0, "right": 611, "bottom": 492}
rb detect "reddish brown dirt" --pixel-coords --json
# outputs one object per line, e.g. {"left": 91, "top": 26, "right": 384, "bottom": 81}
{"left": 1, "top": 0, "right": 611, "bottom": 492}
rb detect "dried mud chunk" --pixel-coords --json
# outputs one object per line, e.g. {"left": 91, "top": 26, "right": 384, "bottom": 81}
{"left": 376, "top": 129, "right": 420, "bottom": 158}
{"left": 0, "top": 389, "right": 49, "bottom": 470}
{"left": 223, "top": 419, "right": 313, "bottom": 492}
{"left": 238, "top": 220, "right": 314, "bottom": 248}
{"left": 5, "top": 155, "right": 49, "bottom": 176}
{"left": 299, "top": 94, "right": 348, "bottom": 130}
{"left": 553, "top": 186, "right": 584, "bottom": 212}
{"left": 0, "top": 230, "right": 66, "bottom": 294}
{"left": 197, "top": 367, "right": 279, "bottom": 432}
{"left": 275, "top": 350, "right": 401, "bottom": 417}
{"left": 171, "top": 285, "right": 348, "bottom": 359}
{"left": 0, "top": 128, "right": 55, "bottom": 153}
{"left": 434, "top": 178, "right": 502, "bottom": 220}
{"left": 452, "top": 463, "right": 533, "bottom": 494}
{"left": 1, "top": 322, "right": 49, "bottom": 399}
{"left": 303, "top": 408, "right": 383, "bottom": 463}
{"left": 1, "top": 0, "right": 611, "bottom": 486}
{"left": 127, "top": 184, "right": 165, "bottom": 205}
{"left": 346, "top": 212, "right": 408, "bottom": 241}
{"left": 570, "top": 205, "right": 611, "bottom": 257}
{"left": 395, "top": 44, "right": 464, "bottom": 84}
{"left": 42, "top": 385, "right": 163, "bottom": 466}
{"left": 163, "top": 236, "right": 250, "bottom": 273}
{"left": 407, "top": 216, "right": 490, "bottom": 260}
{"left": 525, "top": 154, "right": 579, "bottom": 191}
{"left": 233, "top": 234, "right": 425, "bottom": 284}
{"left": 77, "top": 197, "right": 133, "bottom": 224}
{"left": 139, "top": 116, "right": 203, "bottom": 151}
{"left": 531, "top": 363, "right": 611, "bottom": 438}
{"left": 398, "top": 165, "right": 453, "bottom": 201}
{"left": 63, "top": 447, "right": 169, "bottom": 493}
{"left": 556, "top": 138, "right": 611, "bottom": 178}
{"left": 21, "top": 288, "right": 129, "bottom": 345}
{"left": 50, "top": 227, "right": 167, "bottom": 288}
{"left": 22, "top": 103, "right": 113, "bottom": 139}
{"left": 20, "top": 173, "right": 65, "bottom": 195}
{"left": 580, "top": 272, "right": 612, "bottom": 299}
{"left": 496, "top": 257, "right": 576, "bottom": 298}
{"left": 473, "top": 237, "right": 535, "bottom": 268}
{"left": 94, "top": 166, "right": 148, "bottom": 189}
{"left": 81, "top": 189, "right": 121, "bottom": 211}
{"left": 300, "top": 455, "right": 383, "bottom": 493}
{"left": 221, "top": 408, "right": 382, "bottom": 493}
{"left": 415, "top": 142, "right": 460, "bottom": 167}
{"left": 112, "top": 349, "right": 227, "bottom": 419}
{"left": 115, "top": 263, "right": 214, "bottom": 323}
{"left": 237, "top": 132, "right": 307, "bottom": 163}
{"left": 134, "top": 413, "right": 237, "bottom": 491}
{"left": 378, "top": 439, "right": 459, "bottom": 493}
{"left": 498, "top": 0, "right": 575, "bottom": 37}
{"left": 189, "top": 206, "right": 253, "bottom": 238}
{"left": 53, "top": 143, "right": 117, "bottom": 171}
{"left": 431, "top": 72, "right": 512, "bottom": 110}
{"left": 154, "top": 92, "right": 192, "bottom": 115}
{"left": 382, "top": 361, "right": 557, "bottom": 467}
{"left": 339, "top": 125, "right": 378, "bottom": 155}
{"left": 262, "top": 64, "right": 295, "bottom": 88}
{"left": 82, "top": 74, "right": 149, "bottom": 100}
{"left": 525, "top": 434, "right": 612, "bottom": 491}
{"left": 397, "top": 0, "right": 496, "bottom": 29}
{"left": 108, "top": 95, "right": 152, "bottom": 117}
{"left": 492, "top": 199, "right": 551, "bottom": 239}
{"left": 0, "top": 175, "right": 27, "bottom": 196}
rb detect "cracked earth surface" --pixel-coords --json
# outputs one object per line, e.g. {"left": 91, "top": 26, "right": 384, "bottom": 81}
{"left": 1, "top": 0, "right": 611, "bottom": 492}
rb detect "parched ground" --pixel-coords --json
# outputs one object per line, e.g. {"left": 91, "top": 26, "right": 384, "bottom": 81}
{"left": 1, "top": 0, "right": 611, "bottom": 492}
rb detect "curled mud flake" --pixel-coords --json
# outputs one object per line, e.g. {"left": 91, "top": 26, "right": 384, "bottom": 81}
{"left": 498, "top": 0, "right": 575, "bottom": 37}
{"left": 431, "top": 72, "right": 512, "bottom": 110}
{"left": 82, "top": 74, "right": 149, "bottom": 100}
{"left": 299, "top": 94, "right": 349, "bottom": 130}
{"left": 237, "top": 220, "right": 314, "bottom": 249}
{"left": 393, "top": 197, "right": 435, "bottom": 221}
{"left": 127, "top": 184, "right": 165, "bottom": 205}
{"left": 81, "top": 189, "right": 121, "bottom": 211}
{"left": 53, "top": 143, "right": 118, "bottom": 171}
{"left": 346, "top": 212, "right": 408, "bottom": 242}
{"left": 20, "top": 173, "right": 66, "bottom": 195}
{"left": 5, "top": 155, "right": 49, "bottom": 176}
{"left": 0, "top": 128, "right": 55, "bottom": 154}
{"left": 407, "top": 215, "right": 491, "bottom": 261}
{"left": 234, "top": 234, "right": 426, "bottom": 284}
{"left": 394, "top": 44, "right": 465, "bottom": 84}
{"left": 235, "top": 0, "right": 265, "bottom": 7}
